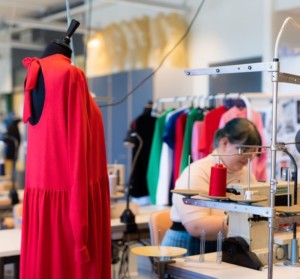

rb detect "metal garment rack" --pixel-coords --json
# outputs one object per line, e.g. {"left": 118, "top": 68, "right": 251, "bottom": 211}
{"left": 151, "top": 93, "right": 252, "bottom": 118}
{"left": 151, "top": 96, "right": 200, "bottom": 116}
{"left": 183, "top": 58, "right": 300, "bottom": 279}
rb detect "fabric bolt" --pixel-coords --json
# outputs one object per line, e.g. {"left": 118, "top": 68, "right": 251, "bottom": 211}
{"left": 21, "top": 54, "right": 111, "bottom": 279}
{"left": 173, "top": 112, "right": 187, "bottom": 183}
{"left": 147, "top": 109, "right": 173, "bottom": 204}
{"left": 218, "top": 106, "right": 267, "bottom": 181}
{"left": 198, "top": 106, "right": 227, "bottom": 158}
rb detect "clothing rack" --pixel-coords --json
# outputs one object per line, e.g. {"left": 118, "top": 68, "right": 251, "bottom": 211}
{"left": 151, "top": 96, "right": 197, "bottom": 116}
{"left": 151, "top": 93, "right": 252, "bottom": 118}
{"left": 152, "top": 91, "right": 300, "bottom": 118}
{"left": 205, "top": 93, "right": 252, "bottom": 119}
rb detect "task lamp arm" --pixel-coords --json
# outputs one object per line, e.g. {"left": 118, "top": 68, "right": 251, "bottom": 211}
{"left": 120, "top": 132, "right": 143, "bottom": 233}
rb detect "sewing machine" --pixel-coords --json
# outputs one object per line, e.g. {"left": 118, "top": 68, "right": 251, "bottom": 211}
{"left": 225, "top": 209, "right": 269, "bottom": 267}
{"left": 227, "top": 181, "right": 300, "bottom": 206}
{"left": 224, "top": 181, "right": 300, "bottom": 268}
{"left": 107, "top": 164, "right": 125, "bottom": 195}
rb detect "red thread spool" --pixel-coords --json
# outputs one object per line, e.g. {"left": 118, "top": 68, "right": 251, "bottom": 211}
{"left": 209, "top": 164, "right": 227, "bottom": 197}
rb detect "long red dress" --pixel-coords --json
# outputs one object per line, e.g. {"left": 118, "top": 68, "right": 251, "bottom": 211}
{"left": 20, "top": 54, "right": 111, "bottom": 279}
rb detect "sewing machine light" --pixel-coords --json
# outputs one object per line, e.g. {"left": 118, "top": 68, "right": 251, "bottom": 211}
{"left": 123, "top": 131, "right": 137, "bottom": 148}
{"left": 120, "top": 131, "right": 143, "bottom": 233}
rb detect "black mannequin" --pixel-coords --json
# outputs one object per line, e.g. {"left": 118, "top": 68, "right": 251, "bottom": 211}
{"left": 29, "top": 20, "right": 80, "bottom": 125}
{"left": 41, "top": 40, "right": 72, "bottom": 59}
{"left": 41, "top": 19, "right": 79, "bottom": 59}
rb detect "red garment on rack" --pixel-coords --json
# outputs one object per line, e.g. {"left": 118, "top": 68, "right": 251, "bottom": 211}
{"left": 21, "top": 54, "right": 111, "bottom": 279}
{"left": 198, "top": 106, "right": 227, "bottom": 157}
{"left": 173, "top": 112, "right": 187, "bottom": 184}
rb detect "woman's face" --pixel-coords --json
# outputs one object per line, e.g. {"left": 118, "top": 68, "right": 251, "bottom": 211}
{"left": 218, "top": 137, "right": 256, "bottom": 172}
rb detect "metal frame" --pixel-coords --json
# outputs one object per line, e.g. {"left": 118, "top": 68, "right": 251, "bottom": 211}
{"left": 183, "top": 197, "right": 275, "bottom": 217}
{"left": 151, "top": 93, "right": 252, "bottom": 119}
{"left": 184, "top": 61, "right": 278, "bottom": 76}
{"left": 181, "top": 58, "right": 300, "bottom": 279}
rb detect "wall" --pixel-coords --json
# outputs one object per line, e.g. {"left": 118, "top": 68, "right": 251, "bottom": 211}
{"left": 273, "top": 11, "right": 300, "bottom": 94}
{"left": 0, "top": 46, "right": 12, "bottom": 95}
{"left": 89, "top": 0, "right": 267, "bottom": 97}
{"left": 88, "top": 0, "right": 300, "bottom": 97}
{"left": 187, "top": 0, "right": 268, "bottom": 95}
{"left": 89, "top": 69, "right": 153, "bottom": 179}
{"left": 87, "top": 0, "right": 300, "bottom": 183}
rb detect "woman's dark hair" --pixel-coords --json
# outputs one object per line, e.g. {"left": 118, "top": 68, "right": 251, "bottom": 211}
{"left": 214, "top": 118, "right": 262, "bottom": 148}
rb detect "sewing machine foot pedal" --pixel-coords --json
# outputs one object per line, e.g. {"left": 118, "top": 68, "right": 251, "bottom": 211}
{"left": 222, "top": 236, "right": 263, "bottom": 270}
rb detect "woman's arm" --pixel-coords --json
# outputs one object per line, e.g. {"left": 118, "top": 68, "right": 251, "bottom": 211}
{"left": 173, "top": 157, "right": 227, "bottom": 240}
{"left": 184, "top": 214, "right": 227, "bottom": 240}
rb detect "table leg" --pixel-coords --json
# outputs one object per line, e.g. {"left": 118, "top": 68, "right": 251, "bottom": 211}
{"left": 14, "top": 258, "right": 19, "bottom": 279}
{"left": 0, "top": 257, "right": 4, "bottom": 279}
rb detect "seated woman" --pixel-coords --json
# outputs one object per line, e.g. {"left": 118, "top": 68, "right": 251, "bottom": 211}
{"left": 161, "top": 118, "right": 262, "bottom": 255}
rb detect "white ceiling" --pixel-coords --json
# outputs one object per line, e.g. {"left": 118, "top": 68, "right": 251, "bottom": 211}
{"left": 0, "top": 0, "right": 80, "bottom": 18}
{"left": 0, "top": 0, "right": 189, "bottom": 50}
{"left": 2, "top": 0, "right": 300, "bottom": 51}
{"left": 0, "top": 0, "right": 84, "bottom": 49}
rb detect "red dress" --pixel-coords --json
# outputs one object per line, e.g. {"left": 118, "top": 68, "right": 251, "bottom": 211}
{"left": 20, "top": 54, "right": 111, "bottom": 279}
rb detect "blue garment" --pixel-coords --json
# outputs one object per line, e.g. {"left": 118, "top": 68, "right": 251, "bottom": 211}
{"left": 161, "top": 228, "right": 217, "bottom": 256}
{"left": 162, "top": 108, "right": 187, "bottom": 150}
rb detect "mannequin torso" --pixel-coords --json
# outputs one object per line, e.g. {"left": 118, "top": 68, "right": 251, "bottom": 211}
{"left": 30, "top": 41, "right": 72, "bottom": 125}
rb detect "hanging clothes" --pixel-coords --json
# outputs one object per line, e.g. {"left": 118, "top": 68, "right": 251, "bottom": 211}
{"left": 173, "top": 112, "right": 187, "bottom": 183}
{"left": 191, "top": 120, "right": 205, "bottom": 161}
{"left": 156, "top": 107, "right": 188, "bottom": 205}
{"left": 218, "top": 106, "right": 267, "bottom": 181}
{"left": 197, "top": 105, "right": 227, "bottom": 158}
{"left": 179, "top": 108, "right": 204, "bottom": 173}
{"left": 21, "top": 54, "right": 111, "bottom": 279}
{"left": 129, "top": 106, "right": 156, "bottom": 198}
{"left": 147, "top": 109, "right": 173, "bottom": 204}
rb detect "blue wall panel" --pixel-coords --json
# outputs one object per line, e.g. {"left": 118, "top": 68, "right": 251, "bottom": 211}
{"left": 111, "top": 72, "right": 128, "bottom": 167}
{"left": 89, "top": 69, "right": 153, "bottom": 180}
{"left": 131, "top": 69, "right": 153, "bottom": 119}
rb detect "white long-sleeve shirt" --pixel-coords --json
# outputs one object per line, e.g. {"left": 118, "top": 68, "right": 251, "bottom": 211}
{"left": 171, "top": 150, "right": 257, "bottom": 225}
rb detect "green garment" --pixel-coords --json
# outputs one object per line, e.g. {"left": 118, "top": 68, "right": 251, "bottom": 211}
{"left": 180, "top": 108, "right": 203, "bottom": 173}
{"left": 147, "top": 109, "right": 173, "bottom": 204}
